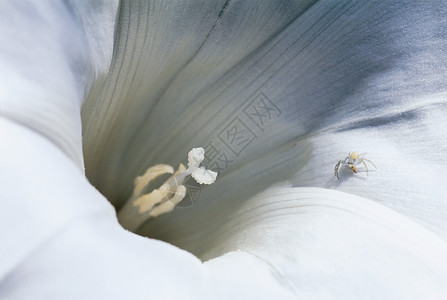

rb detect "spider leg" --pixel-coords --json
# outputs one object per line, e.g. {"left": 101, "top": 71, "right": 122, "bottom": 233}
{"left": 334, "top": 160, "right": 342, "bottom": 179}
{"left": 362, "top": 161, "right": 369, "bottom": 177}
{"left": 358, "top": 152, "right": 367, "bottom": 159}
{"left": 362, "top": 158, "right": 377, "bottom": 169}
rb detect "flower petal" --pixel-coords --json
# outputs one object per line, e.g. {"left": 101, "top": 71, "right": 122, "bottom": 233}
{"left": 3, "top": 123, "right": 446, "bottom": 298}
{"left": 203, "top": 187, "right": 447, "bottom": 298}
{"left": 0, "top": 118, "right": 113, "bottom": 281}
{"left": 82, "top": 1, "right": 447, "bottom": 241}
{"left": 82, "top": 0, "right": 316, "bottom": 201}
{"left": 0, "top": 1, "right": 117, "bottom": 169}
{"left": 0, "top": 119, "right": 295, "bottom": 299}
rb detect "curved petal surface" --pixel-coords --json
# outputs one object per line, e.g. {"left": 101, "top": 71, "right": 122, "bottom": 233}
{"left": 2, "top": 119, "right": 446, "bottom": 299}
{"left": 0, "top": 1, "right": 117, "bottom": 168}
{"left": 2, "top": 1, "right": 447, "bottom": 298}
{"left": 82, "top": 0, "right": 316, "bottom": 202}
{"left": 82, "top": 1, "right": 447, "bottom": 245}
{"left": 204, "top": 187, "right": 447, "bottom": 299}
{"left": 0, "top": 118, "right": 295, "bottom": 300}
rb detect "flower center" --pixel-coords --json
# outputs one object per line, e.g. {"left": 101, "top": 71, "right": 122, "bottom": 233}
{"left": 117, "top": 147, "right": 217, "bottom": 231}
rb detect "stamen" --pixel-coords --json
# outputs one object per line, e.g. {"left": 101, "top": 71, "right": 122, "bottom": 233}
{"left": 117, "top": 148, "right": 217, "bottom": 231}
{"left": 133, "top": 164, "right": 174, "bottom": 198}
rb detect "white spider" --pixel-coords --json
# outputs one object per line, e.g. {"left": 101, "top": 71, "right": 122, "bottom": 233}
{"left": 334, "top": 152, "right": 376, "bottom": 180}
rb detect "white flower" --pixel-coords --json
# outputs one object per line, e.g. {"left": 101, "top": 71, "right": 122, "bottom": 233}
{"left": 2, "top": 1, "right": 447, "bottom": 299}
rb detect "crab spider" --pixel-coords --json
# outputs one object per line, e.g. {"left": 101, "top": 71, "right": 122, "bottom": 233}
{"left": 334, "top": 151, "right": 376, "bottom": 180}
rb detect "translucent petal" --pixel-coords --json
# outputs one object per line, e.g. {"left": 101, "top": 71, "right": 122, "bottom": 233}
{"left": 0, "top": 119, "right": 294, "bottom": 299}
{"left": 81, "top": 1, "right": 447, "bottom": 242}
{"left": 203, "top": 187, "right": 447, "bottom": 298}
{"left": 82, "top": 0, "right": 316, "bottom": 201}
{"left": 0, "top": 1, "right": 117, "bottom": 169}
{"left": 3, "top": 119, "right": 446, "bottom": 298}
{"left": 3, "top": 1, "right": 447, "bottom": 298}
